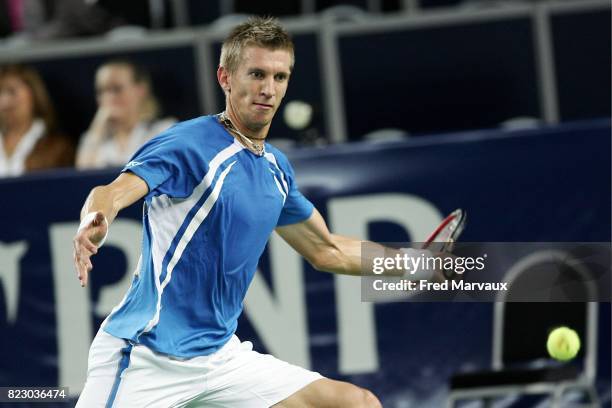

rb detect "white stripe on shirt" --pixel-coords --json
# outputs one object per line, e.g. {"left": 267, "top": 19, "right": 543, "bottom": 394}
{"left": 143, "top": 160, "right": 236, "bottom": 333}
{"left": 111, "top": 141, "right": 243, "bottom": 334}
{"left": 264, "top": 153, "right": 289, "bottom": 195}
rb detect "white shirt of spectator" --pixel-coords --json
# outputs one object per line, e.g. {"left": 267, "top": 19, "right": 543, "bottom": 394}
{"left": 0, "top": 119, "right": 46, "bottom": 177}
{"left": 79, "top": 118, "right": 175, "bottom": 169}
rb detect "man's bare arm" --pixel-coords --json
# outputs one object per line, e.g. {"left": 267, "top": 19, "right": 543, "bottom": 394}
{"left": 276, "top": 208, "right": 452, "bottom": 283}
{"left": 73, "top": 172, "right": 149, "bottom": 287}
{"left": 276, "top": 209, "right": 407, "bottom": 276}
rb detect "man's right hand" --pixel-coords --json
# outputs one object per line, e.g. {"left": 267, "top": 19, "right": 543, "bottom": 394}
{"left": 73, "top": 212, "right": 108, "bottom": 287}
{"left": 72, "top": 173, "right": 149, "bottom": 286}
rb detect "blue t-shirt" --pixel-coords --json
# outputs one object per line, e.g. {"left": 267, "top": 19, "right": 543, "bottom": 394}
{"left": 102, "top": 115, "right": 314, "bottom": 357}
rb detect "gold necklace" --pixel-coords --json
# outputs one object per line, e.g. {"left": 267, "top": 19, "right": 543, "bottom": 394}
{"left": 218, "top": 112, "right": 265, "bottom": 156}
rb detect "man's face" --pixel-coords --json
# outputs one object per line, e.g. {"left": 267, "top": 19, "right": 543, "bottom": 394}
{"left": 0, "top": 75, "right": 34, "bottom": 126}
{"left": 95, "top": 65, "right": 146, "bottom": 122}
{"left": 223, "top": 46, "right": 292, "bottom": 132}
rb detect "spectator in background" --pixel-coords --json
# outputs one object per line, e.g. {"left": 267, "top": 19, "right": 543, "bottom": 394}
{"left": 76, "top": 60, "right": 175, "bottom": 169}
{"left": 0, "top": 64, "right": 74, "bottom": 177}
{"left": 1, "top": 0, "right": 154, "bottom": 41}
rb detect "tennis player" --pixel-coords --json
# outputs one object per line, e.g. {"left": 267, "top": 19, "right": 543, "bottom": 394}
{"left": 73, "top": 17, "right": 390, "bottom": 407}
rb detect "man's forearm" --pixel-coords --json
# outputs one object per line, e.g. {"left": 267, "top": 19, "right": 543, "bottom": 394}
{"left": 74, "top": 173, "right": 147, "bottom": 287}
{"left": 80, "top": 185, "right": 120, "bottom": 223}
{"left": 79, "top": 172, "right": 149, "bottom": 223}
{"left": 278, "top": 209, "right": 433, "bottom": 279}
{"left": 317, "top": 235, "right": 410, "bottom": 277}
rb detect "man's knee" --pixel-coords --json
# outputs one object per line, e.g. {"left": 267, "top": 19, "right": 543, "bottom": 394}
{"left": 343, "top": 386, "right": 382, "bottom": 408}
{"left": 364, "top": 388, "right": 382, "bottom": 407}
{"left": 275, "top": 379, "right": 381, "bottom": 408}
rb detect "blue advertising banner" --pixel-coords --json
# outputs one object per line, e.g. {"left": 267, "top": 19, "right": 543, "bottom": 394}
{"left": 0, "top": 119, "right": 610, "bottom": 407}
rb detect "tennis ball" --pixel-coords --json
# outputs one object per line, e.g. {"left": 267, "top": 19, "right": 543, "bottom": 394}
{"left": 547, "top": 326, "right": 580, "bottom": 361}
{"left": 284, "top": 100, "right": 313, "bottom": 130}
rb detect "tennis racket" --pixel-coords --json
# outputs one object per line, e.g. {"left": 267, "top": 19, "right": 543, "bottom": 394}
{"left": 423, "top": 209, "right": 467, "bottom": 253}
{"left": 422, "top": 209, "right": 467, "bottom": 280}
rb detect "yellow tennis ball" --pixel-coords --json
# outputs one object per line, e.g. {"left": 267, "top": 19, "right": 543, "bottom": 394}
{"left": 547, "top": 327, "right": 580, "bottom": 361}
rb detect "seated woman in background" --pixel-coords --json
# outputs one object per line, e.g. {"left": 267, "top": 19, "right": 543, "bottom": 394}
{"left": 0, "top": 65, "right": 75, "bottom": 177}
{"left": 76, "top": 60, "right": 175, "bottom": 169}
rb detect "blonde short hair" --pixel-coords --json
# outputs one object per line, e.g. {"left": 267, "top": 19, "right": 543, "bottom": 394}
{"left": 220, "top": 16, "right": 294, "bottom": 74}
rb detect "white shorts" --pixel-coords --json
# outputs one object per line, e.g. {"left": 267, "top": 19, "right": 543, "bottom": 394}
{"left": 76, "top": 329, "right": 323, "bottom": 408}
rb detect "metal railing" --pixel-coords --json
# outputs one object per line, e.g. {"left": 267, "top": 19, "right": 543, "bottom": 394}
{"left": 0, "top": 0, "right": 608, "bottom": 143}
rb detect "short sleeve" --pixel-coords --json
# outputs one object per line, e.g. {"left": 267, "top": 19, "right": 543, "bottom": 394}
{"left": 121, "top": 130, "right": 194, "bottom": 198}
{"left": 275, "top": 154, "right": 314, "bottom": 226}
